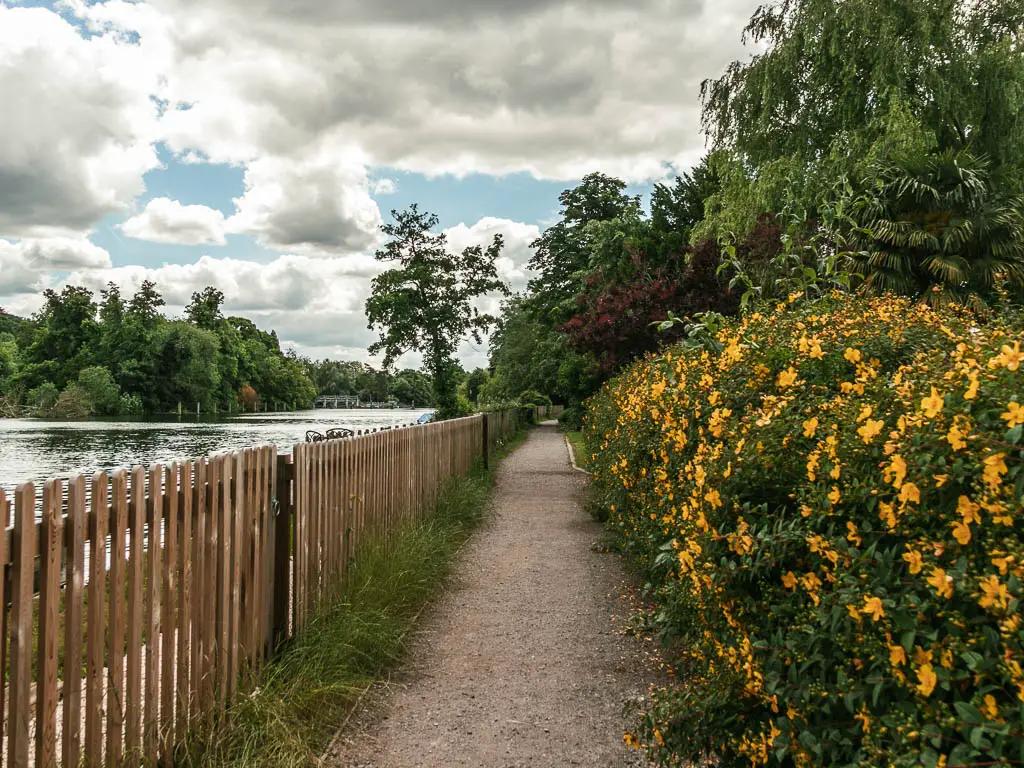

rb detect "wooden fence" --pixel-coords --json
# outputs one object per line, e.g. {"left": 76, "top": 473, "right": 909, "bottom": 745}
{"left": 0, "top": 411, "right": 525, "bottom": 766}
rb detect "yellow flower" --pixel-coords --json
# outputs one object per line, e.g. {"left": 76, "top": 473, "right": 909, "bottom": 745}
{"left": 992, "top": 341, "right": 1023, "bottom": 371}
{"left": 858, "top": 418, "right": 884, "bottom": 444}
{"left": 903, "top": 548, "right": 924, "bottom": 574}
{"left": 933, "top": 473, "right": 949, "bottom": 487}
{"left": 777, "top": 367, "right": 798, "bottom": 388}
{"left": 983, "top": 695, "right": 999, "bottom": 721}
{"left": 854, "top": 705, "right": 871, "bottom": 734}
{"left": 920, "top": 387, "right": 944, "bottom": 418}
{"left": 890, "top": 645, "right": 907, "bottom": 666}
{"left": 964, "top": 374, "right": 980, "bottom": 400}
{"left": 916, "top": 664, "right": 938, "bottom": 697}
{"left": 1001, "top": 401, "right": 1024, "bottom": 429}
{"left": 782, "top": 571, "right": 798, "bottom": 589}
{"left": 899, "top": 482, "right": 921, "bottom": 506}
{"left": 928, "top": 568, "right": 954, "bottom": 599}
{"left": 809, "top": 340, "right": 824, "bottom": 360}
{"left": 884, "top": 454, "right": 907, "bottom": 489}
{"left": 802, "top": 417, "right": 819, "bottom": 438}
{"left": 861, "top": 595, "right": 884, "bottom": 621}
{"left": 950, "top": 521, "right": 971, "bottom": 546}
{"left": 983, "top": 453, "right": 1008, "bottom": 489}
{"left": 846, "top": 521, "right": 862, "bottom": 546}
{"left": 978, "top": 575, "right": 1010, "bottom": 611}
{"left": 806, "top": 452, "right": 819, "bottom": 482}
{"left": 847, "top": 604, "right": 862, "bottom": 620}
{"left": 828, "top": 486, "right": 841, "bottom": 505}
{"left": 844, "top": 347, "right": 862, "bottom": 364}
{"left": 956, "top": 495, "right": 981, "bottom": 525}
{"left": 945, "top": 424, "right": 966, "bottom": 451}
{"left": 856, "top": 405, "right": 873, "bottom": 423}
{"left": 878, "top": 501, "right": 898, "bottom": 529}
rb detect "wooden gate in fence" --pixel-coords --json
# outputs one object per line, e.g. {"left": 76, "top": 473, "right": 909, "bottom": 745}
{"left": 0, "top": 412, "right": 522, "bottom": 766}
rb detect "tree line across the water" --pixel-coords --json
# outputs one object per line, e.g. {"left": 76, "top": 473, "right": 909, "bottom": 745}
{"left": 0, "top": 285, "right": 443, "bottom": 418}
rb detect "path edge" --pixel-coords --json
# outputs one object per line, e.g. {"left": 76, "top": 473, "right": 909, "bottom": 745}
{"left": 564, "top": 433, "right": 592, "bottom": 476}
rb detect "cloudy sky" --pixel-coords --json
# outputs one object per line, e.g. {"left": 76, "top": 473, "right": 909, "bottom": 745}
{"left": 0, "top": 0, "right": 759, "bottom": 369}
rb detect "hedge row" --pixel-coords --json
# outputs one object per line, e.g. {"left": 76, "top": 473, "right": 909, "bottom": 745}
{"left": 584, "top": 295, "right": 1023, "bottom": 767}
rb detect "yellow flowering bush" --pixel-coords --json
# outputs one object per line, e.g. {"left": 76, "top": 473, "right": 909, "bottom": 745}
{"left": 585, "top": 295, "right": 1023, "bottom": 767}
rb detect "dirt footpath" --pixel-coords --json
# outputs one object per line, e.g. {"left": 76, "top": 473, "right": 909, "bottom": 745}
{"left": 329, "top": 423, "right": 656, "bottom": 768}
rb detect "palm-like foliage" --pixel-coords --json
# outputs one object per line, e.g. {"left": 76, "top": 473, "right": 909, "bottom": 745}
{"left": 849, "top": 149, "right": 1024, "bottom": 309}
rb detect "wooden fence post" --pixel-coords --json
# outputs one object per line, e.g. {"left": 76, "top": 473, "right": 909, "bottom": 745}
{"left": 482, "top": 414, "right": 489, "bottom": 470}
{"left": 272, "top": 455, "right": 293, "bottom": 650}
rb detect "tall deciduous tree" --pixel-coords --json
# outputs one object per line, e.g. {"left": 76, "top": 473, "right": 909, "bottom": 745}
{"left": 186, "top": 287, "right": 226, "bottom": 330}
{"left": 703, "top": 0, "right": 1024, "bottom": 186}
{"left": 366, "top": 205, "right": 508, "bottom": 419}
{"left": 21, "top": 286, "right": 99, "bottom": 389}
{"left": 699, "top": 0, "right": 1024, "bottom": 243}
{"left": 527, "top": 173, "right": 641, "bottom": 320}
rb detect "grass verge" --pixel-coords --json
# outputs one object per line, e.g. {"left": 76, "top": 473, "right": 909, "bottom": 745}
{"left": 564, "top": 430, "right": 589, "bottom": 471}
{"left": 179, "top": 429, "right": 528, "bottom": 767}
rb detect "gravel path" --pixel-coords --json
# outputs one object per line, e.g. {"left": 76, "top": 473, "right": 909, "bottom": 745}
{"left": 328, "top": 423, "right": 656, "bottom": 768}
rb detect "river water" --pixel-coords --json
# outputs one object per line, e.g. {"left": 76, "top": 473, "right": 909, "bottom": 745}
{"left": 0, "top": 408, "right": 433, "bottom": 492}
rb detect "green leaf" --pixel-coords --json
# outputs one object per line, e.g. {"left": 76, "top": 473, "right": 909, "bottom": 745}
{"left": 955, "top": 701, "right": 983, "bottom": 725}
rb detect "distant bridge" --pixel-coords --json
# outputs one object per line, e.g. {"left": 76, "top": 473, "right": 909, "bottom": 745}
{"left": 314, "top": 395, "right": 400, "bottom": 409}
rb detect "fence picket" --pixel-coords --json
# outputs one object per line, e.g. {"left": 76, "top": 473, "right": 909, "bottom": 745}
{"left": 126, "top": 467, "right": 145, "bottom": 766}
{"left": 0, "top": 490, "right": 8, "bottom": 758}
{"left": 161, "top": 464, "right": 178, "bottom": 757}
{"left": 178, "top": 460, "right": 193, "bottom": 737}
{"left": 108, "top": 469, "right": 129, "bottom": 764}
{"left": 85, "top": 473, "right": 108, "bottom": 765}
{"left": 144, "top": 465, "right": 162, "bottom": 759}
{"left": 37, "top": 480, "right": 63, "bottom": 768}
{"left": 9, "top": 484, "right": 35, "bottom": 768}
{"left": 63, "top": 476, "right": 87, "bottom": 767}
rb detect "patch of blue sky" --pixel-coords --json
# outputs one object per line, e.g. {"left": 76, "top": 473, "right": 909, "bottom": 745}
{"left": 371, "top": 169, "right": 655, "bottom": 230}
{"left": 142, "top": 144, "right": 244, "bottom": 216}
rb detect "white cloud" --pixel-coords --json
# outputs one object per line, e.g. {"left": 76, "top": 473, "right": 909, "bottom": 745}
{"left": 372, "top": 178, "right": 397, "bottom": 195}
{"left": 227, "top": 144, "right": 383, "bottom": 253}
{"left": 442, "top": 217, "right": 540, "bottom": 293}
{"left": 66, "top": 0, "right": 760, "bottom": 183}
{"left": 122, "top": 197, "right": 228, "bottom": 245}
{"left": 0, "top": 237, "right": 112, "bottom": 294}
{"left": 64, "top": 252, "right": 381, "bottom": 312}
{"left": 0, "top": 5, "right": 161, "bottom": 238}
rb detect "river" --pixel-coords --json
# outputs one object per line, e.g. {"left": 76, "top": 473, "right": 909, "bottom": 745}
{"left": 0, "top": 408, "right": 433, "bottom": 492}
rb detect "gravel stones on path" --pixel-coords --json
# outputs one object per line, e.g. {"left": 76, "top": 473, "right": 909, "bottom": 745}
{"left": 328, "top": 424, "right": 657, "bottom": 768}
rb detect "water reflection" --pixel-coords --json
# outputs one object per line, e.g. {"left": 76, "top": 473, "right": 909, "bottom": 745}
{"left": 0, "top": 409, "right": 432, "bottom": 491}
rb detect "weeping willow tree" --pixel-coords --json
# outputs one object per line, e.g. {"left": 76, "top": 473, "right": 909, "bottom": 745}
{"left": 848, "top": 149, "right": 1024, "bottom": 309}
{"left": 698, "top": 0, "right": 1024, "bottom": 241}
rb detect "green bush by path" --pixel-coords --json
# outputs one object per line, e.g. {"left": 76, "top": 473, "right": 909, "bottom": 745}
{"left": 585, "top": 295, "right": 1023, "bottom": 767}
